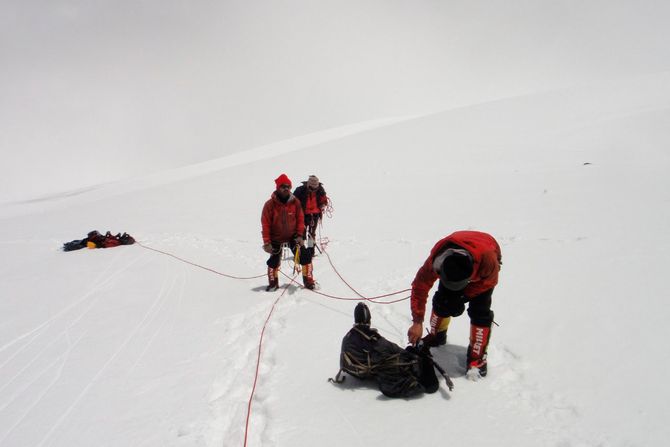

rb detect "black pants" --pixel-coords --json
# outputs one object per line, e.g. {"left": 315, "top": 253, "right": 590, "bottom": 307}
{"left": 266, "top": 240, "right": 313, "bottom": 268}
{"left": 431, "top": 282, "right": 494, "bottom": 327}
{"left": 303, "top": 213, "right": 322, "bottom": 256}
{"left": 304, "top": 213, "right": 321, "bottom": 238}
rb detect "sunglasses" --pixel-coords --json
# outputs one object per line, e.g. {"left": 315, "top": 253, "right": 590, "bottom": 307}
{"left": 279, "top": 184, "right": 291, "bottom": 189}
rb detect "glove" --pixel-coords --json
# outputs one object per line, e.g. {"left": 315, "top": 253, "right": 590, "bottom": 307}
{"left": 263, "top": 243, "right": 273, "bottom": 254}
{"left": 295, "top": 236, "right": 304, "bottom": 246}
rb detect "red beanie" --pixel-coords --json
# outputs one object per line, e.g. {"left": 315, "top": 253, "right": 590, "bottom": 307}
{"left": 274, "top": 173, "right": 292, "bottom": 189}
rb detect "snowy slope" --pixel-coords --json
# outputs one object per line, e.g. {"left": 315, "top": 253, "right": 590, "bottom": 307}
{"left": 2, "top": 1, "right": 670, "bottom": 446}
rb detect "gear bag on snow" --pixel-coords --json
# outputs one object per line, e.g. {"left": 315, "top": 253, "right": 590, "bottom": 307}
{"left": 329, "top": 303, "right": 443, "bottom": 398}
{"left": 62, "top": 230, "right": 135, "bottom": 252}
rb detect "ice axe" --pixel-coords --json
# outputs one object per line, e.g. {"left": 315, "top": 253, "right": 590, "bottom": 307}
{"left": 415, "top": 340, "right": 454, "bottom": 391}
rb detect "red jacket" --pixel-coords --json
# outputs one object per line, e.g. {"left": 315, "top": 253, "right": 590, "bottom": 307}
{"left": 293, "top": 183, "right": 328, "bottom": 215}
{"left": 410, "top": 231, "right": 502, "bottom": 323}
{"left": 261, "top": 192, "right": 306, "bottom": 244}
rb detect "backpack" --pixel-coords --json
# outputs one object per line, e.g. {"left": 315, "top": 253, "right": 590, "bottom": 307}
{"left": 333, "top": 324, "right": 440, "bottom": 398}
{"left": 62, "top": 231, "right": 136, "bottom": 251}
{"left": 331, "top": 303, "right": 453, "bottom": 397}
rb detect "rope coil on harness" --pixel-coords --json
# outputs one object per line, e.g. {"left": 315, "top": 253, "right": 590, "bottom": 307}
{"left": 323, "top": 197, "right": 334, "bottom": 219}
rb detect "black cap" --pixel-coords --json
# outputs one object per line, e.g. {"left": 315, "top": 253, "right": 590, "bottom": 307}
{"left": 354, "top": 302, "right": 371, "bottom": 325}
{"left": 439, "top": 248, "right": 474, "bottom": 291}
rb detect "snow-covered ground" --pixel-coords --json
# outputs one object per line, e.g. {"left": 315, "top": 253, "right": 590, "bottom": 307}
{"left": 2, "top": 1, "right": 670, "bottom": 446}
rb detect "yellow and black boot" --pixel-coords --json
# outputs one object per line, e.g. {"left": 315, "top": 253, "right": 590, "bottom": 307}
{"left": 266, "top": 267, "right": 279, "bottom": 291}
{"left": 301, "top": 263, "right": 315, "bottom": 290}
{"left": 422, "top": 311, "right": 451, "bottom": 347}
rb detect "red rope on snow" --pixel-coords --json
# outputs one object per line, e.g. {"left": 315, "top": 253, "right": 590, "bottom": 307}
{"left": 138, "top": 241, "right": 409, "bottom": 303}
{"left": 279, "top": 271, "right": 410, "bottom": 304}
{"left": 314, "top": 234, "right": 411, "bottom": 304}
{"left": 136, "top": 242, "right": 266, "bottom": 280}
{"left": 319, "top": 244, "right": 366, "bottom": 298}
{"left": 242, "top": 277, "right": 295, "bottom": 447}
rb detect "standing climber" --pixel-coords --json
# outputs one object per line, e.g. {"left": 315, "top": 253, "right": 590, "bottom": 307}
{"left": 292, "top": 175, "right": 328, "bottom": 254}
{"left": 407, "top": 230, "right": 502, "bottom": 378}
{"left": 261, "top": 173, "right": 316, "bottom": 290}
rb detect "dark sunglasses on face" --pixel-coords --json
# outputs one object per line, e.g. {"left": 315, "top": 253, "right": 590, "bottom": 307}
{"left": 279, "top": 184, "right": 291, "bottom": 190}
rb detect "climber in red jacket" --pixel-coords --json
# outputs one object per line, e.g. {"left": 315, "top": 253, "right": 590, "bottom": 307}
{"left": 261, "top": 173, "right": 315, "bottom": 291}
{"left": 407, "top": 230, "right": 502, "bottom": 378}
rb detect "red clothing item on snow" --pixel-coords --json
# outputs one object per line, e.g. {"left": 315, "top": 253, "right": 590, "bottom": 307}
{"left": 410, "top": 231, "right": 502, "bottom": 323}
{"left": 261, "top": 192, "right": 305, "bottom": 244}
